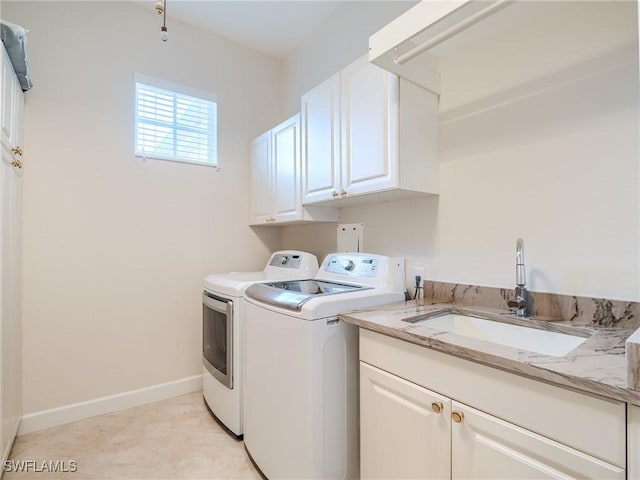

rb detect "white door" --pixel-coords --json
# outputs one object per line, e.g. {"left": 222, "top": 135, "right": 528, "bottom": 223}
{"left": 0, "top": 144, "right": 22, "bottom": 464}
{"left": 272, "top": 114, "right": 302, "bottom": 223}
{"left": 451, "top": 401, "right": 625, "bottom": 480}
{"left": 300, "top": 73, "right": 341, "bottom": 204}
{"left": 249, "top": 131, "right": 272, "bottom": 224}
{"left": 341, "top": 57, "right": 399, "bottom": 197}
{"left": 360, "top": 362, "right": 451, "bottom": 480}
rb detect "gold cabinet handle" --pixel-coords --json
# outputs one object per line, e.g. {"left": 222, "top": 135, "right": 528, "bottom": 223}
{"left": 431, "top": 402, "right": 443, "bottom": 414}
{"left": 331, "top": 190, "right": 339, "bottom": 198}
{"left": 452, "top": 411, "right": 464, "bottom": 423}
{"left": 10, "top": 160, "right": 22, "bottom": 169}
{"left": 340, "top": 189, "right": 347, "bottom": 196}
{"left": 11, "top": 146, "right": 23, "bottom": 157}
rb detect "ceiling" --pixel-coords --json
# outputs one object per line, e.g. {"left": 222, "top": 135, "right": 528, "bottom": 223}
{"left": 146, "top": 1, "right": 346, "bottom": 58}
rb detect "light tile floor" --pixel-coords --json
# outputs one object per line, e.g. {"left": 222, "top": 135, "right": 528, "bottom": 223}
{"left": 4, "top": 392, "right": 262, "bottom": 480}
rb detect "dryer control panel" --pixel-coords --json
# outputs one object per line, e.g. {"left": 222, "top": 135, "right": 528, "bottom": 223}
{"left": 324, "top": 255, "right": 378, "bottom": 277}
{"left": 269, "top": 253, "right": 302, "bottom": 269}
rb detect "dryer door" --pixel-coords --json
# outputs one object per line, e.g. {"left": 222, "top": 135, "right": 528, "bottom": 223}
{"left": 203, "top": 292, "right": 234, "bottom": 389}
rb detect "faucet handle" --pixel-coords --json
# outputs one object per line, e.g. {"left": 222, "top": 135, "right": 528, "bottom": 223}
{"left": 508, "top": 298, "right": 526, "bottom": 310}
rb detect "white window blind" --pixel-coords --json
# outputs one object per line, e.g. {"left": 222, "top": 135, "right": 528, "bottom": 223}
{"left": 135, "top": 78, "right": 217, "bottom": 166}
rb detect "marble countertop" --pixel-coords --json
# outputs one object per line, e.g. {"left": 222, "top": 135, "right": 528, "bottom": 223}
{"left": 340, "top": 299, "right": 640, "bottom": 406}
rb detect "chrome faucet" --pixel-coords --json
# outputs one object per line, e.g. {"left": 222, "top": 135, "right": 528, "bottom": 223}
{"left": 508, "top": 238, "right": 527, "bottom": 317}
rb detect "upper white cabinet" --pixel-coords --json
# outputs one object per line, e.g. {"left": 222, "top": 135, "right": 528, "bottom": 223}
{"left": 249, "top": 114, "right": 338, "bottom": 226}
{"left": 249, "top": 130, "right": 272, "bottom": 224}
{"left": 301, "top": 55, "right": 438, "bottom": 207}
{"left": 1, "top": 46, "right": 23, "bottom": 161}
{"left": 299, "top": 74, "right": 340, "bottom": 204}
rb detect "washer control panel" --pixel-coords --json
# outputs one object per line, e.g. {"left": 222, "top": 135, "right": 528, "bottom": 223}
{"left": 324, "top": 255, "right": 377, "bottom": 277}
{"left": 269, "top": 253, "right": 303, "bottom": 269}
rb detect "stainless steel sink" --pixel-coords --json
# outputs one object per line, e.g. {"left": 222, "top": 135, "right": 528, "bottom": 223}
{"left": 408, "top": 312, "right": 590, "bottom": 357}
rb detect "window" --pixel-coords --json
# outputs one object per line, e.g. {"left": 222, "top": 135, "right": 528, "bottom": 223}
{"left": 135, "top": 75, "right": 217, "bottom": 167}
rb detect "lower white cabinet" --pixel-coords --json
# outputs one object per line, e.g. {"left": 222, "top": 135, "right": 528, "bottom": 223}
{"left": 629, "top": 404, "right": 640, "bottom": 479}
{"left": 451, "top": 400, "right": 623, "bottom": 479}
{"left": 249, "top": 114, "right": 338, "bottom": 225}
{"left": 360, "top": 330, "right": 626, "bottom": 480}
{"left": 360, "top": 362, "right": 451, "bottom": 480}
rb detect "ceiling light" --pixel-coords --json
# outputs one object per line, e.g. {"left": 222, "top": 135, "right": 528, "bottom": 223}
{"left": 154, "top": 0, "right": 168, "bottom": 43}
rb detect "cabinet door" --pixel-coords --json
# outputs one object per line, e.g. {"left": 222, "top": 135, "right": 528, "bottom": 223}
{"left": 1, "top": 47, "right": 24, "bottom": 160}
{"left": 1, "top": 48, "right": 16, "bottom": 151}
{"left": 300, "top": 74, "right": 340, "bottom": 204}
{"left": 341, "top": 57, "right": 399, "bottom": 197}
{"left": 360, "top": 362, "right": 451, "bottom": 480}
{"left": 451, "top": 401, "right": 624, "bottom": 480}
{"left": 0, "top": 145, "right": 22, "bottom": 464}
{"left": 272, "top": 115, "right": 302, "bottom": 223}
{"left": 249, "top": 131, "right": 272, "bottom": 224}
{"left": 629, "top": 404, "right": 640, "bottom": 480}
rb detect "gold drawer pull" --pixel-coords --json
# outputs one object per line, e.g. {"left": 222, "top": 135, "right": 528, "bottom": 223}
{"left": 452, "top": 411, "right": 464, "bottom": 423}
{"left": 11, "top": 146, "right": 22, "bottom": 157}
{"left": 431, "top": 402, "right": 443, "bottom": 414}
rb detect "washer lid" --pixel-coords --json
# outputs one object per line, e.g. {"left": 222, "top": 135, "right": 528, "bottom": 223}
{"left": 204, "top": 271, "right": 268, "bottom": 296}
{"left": 245, "top": 280, "right": 370, "bottom": 311}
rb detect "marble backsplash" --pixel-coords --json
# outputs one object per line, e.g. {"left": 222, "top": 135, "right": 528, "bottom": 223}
{"left": 424, "top": 280, "right": 640, "bottom": 329}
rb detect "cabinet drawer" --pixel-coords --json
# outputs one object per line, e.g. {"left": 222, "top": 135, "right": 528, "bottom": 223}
{"left": 360, "top": 329, "right": 626, "bottom": 467}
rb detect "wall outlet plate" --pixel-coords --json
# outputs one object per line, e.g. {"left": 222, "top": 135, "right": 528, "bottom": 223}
{"left": 413, "top": 267, "right": 425, "bottom": 280}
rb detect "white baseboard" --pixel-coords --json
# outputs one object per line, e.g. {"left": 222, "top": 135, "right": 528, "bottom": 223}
{"left": 18, "top": 374, "right": 203, "bottom": 435}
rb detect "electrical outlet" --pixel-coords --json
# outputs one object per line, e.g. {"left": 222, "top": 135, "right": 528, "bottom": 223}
{"left": 412, "top": 267, "right": 425, "bottom": 299}
{"left": 411, "top": 267, "right": 424, "bottom": 298}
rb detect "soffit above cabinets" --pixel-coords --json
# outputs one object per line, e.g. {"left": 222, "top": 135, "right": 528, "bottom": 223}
{"left": 369, "top": 0, "right": 514, "bottom": 94}
{"left": 369, "top": 0, "right": 639, "bottom": 98}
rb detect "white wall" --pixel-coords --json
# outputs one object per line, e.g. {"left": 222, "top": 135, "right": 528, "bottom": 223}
{"left": 281, "top": 1, "right": 640, "bottom": 301}
{"left": 5, "top": 1, "right": 282, "bottom": 416}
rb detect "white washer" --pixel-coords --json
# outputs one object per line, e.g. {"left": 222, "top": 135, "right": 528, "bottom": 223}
{"left": 243, "top": 253, "right": 405, "bottom": 479}
{"left": 202, "top": 250, "right": 318, "bottom": 437}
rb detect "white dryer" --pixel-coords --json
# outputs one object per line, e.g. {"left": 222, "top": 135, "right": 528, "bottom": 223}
{"left": 202, "top": 250, "right": 318, "bottom": 437}
{"left": 243, "top": 253, "right": 405, "bottom": 479}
